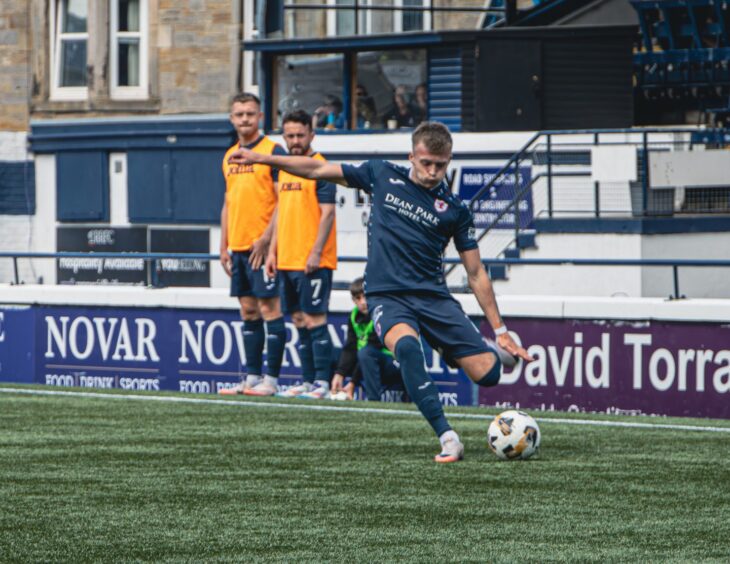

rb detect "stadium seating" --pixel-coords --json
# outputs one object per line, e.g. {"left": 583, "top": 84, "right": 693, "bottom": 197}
{"left": 632, "top": 0, "right": 730, "bottom": 123}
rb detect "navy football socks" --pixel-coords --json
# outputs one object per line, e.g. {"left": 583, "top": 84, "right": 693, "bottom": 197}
{"left": 298, "top": 327, "right": 315, "bottom": 384}
{"left": 265, "top": 317, "right": 286, "bottom": 378}
{"left": 242, "top": 318, "right": 265, "bottom": 377}
{"left": 310, "top": 323, "right": 333, "bottom": 383}
{"left": 395, "top": 336, "right": 451, "bottom": 437}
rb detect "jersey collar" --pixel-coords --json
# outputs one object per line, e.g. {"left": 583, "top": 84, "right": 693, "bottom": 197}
{"left": 241, "top": 135, "right": 264, "bottom": 150}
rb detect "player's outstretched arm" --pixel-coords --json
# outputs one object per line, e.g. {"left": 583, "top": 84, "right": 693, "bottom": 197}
{"left": 228, "top": 147, "right": 350, "bottom": 186}
{"left": 459, "top": 248, "right": 533, "bottom": 362}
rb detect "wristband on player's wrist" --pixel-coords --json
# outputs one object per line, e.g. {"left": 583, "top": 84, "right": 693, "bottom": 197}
{"left": 493, "top": 325, "right": 508, "bottom": 336}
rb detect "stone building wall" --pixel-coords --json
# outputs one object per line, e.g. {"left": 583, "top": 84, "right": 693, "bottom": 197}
{"left": 0, "top": 0, "right": 31, "bottom": 131}
{"left": 24, "top": 0, "right": 242, "bottom": 121}
{"left": 156, "top": 0, "right": 241, "bottom": 115}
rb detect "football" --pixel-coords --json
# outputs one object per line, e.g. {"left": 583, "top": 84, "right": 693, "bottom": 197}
{"left": 487, "top": 410, "right": 541, "bottom": 460}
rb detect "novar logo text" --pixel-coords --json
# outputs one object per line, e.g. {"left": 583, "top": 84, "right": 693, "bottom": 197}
{"left": 45, "top": 316, "right": 160, "bottom": 361}
{"left": 178, "top": 320, "right": 333, "bottom": 367}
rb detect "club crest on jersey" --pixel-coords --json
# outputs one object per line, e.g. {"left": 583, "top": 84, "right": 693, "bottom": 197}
{"left": 434, "top": 199, "right": 449, "bottom": 213}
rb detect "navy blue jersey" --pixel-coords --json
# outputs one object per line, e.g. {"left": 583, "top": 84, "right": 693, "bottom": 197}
{"left": 342, "top": 159, "right": 478, "bottom": 296}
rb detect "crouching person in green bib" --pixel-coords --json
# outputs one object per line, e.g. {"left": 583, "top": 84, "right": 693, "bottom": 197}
{"left": 331, "top": 278, "right": 406, "bottom": 402}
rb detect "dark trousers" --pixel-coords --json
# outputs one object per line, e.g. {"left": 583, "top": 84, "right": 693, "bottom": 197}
{"left": 357, "top": 344, "right": 404, "bottom": 402}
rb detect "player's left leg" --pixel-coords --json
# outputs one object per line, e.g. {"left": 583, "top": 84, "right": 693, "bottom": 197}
{"left": 243, "top": 265, "right": 283, "bottom": 397}
{"left": 383, "top": 323, "right": 463, "bottom": 463}
{"left": 298, "top": 269, "right": 334, "bottom": 399}
{"left": 370, "top": 293, "right": 462, "bottom": 462}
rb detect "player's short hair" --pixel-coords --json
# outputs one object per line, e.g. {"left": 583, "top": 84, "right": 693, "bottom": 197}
{"left": 350, "top": 277, "right": 365, "bottom": 297}
{"left": 230, "top": 92, "right": 261, "bottom": 109}
{"left": 282, "top": 109, "right": 313, "bottom": 130}
{"left": 412, "top": 121, "right": 452, "bottom": 155}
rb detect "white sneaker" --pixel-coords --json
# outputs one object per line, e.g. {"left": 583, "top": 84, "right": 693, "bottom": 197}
{"left": 434, "top": 433, "right": 464, "bottom": 463}
{"left": 244, "top": 378, "right": 277, "bottom": 396}
{"left": 275, "top": 382, "right": 313, "bottom": 398}
{"left": 485, "top": 338, "right": 518, "bottom": 368}
{"left": 245, "top": 374, "right": 262, "bottom": 389}
{"left": 300, "top": 381, "right": 330, "bottom": 399}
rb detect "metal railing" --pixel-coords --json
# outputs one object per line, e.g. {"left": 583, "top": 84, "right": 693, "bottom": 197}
{"left": 3, "top": 252, "right": 730, "bottom": 300}
{"left": 458, "top": 127, "right": 730, "bottom": 264}
{"left": 279, "top": 2, "right": 506, "bottom": 37}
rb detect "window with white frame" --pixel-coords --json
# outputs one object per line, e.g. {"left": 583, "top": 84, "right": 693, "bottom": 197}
{"left": 326, "top": 0, "right": 367, "bottom": 36}
{"left": 110, "top": 0, "right": 148, "bottom": 99}
{"left": 51, "top": 0, "right": 89, "bottom": 100}
{"left": 398, "top": 0, "right": 431, "bottom": 32}
{"left": 326, "top": 0, "right": 431, "bottom": 36}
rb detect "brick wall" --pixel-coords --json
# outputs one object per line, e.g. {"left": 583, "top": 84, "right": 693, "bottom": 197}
{"left": 157, "top": 0, "right": 240, "bottom": 114}
{"left": 0, "top": 0, "right": 30, "bottom": 131}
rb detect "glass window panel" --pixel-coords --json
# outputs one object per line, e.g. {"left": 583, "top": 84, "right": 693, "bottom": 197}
{"left": 355, "top": 49, "right": 427, "bottom": 129}
{"left": 433, "top": 0, "right": 483, "bottom": 30}
{"left": 60, "top": 40, "right": 87, "bottom": 86}
{"left": 118, "top": 39, "right": 140, "bottom": 86}
{"left": 119, "top": 0, "right": 140, "bottom": 32}
{"left": 336, "top": 0, "right": 355, "bottom": 36}
{"left": 369, "top": 0, "right": 395, "bottom": 34}
{"left": 284, "top": 0, "right": 326, "bottom": 40}
{"left": 275, "top": 53, "right": 345, "bottom": 129}
{"left": 403, "top": 0, "right": 424, "bottom": 31}
{"left": 62, "top": 0, "right": 88, "bottom": 33}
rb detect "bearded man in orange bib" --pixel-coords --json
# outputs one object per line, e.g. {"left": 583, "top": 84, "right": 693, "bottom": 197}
{"left": 263, "top": 110, "right": 337, "bottom": 399}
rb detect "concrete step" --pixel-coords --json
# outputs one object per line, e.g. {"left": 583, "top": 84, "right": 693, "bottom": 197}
{"left": 488, "top": 264, "right": 508, "bottom": 280}
{"left": 516, "top": 232, "right": 536, "bottom": 249}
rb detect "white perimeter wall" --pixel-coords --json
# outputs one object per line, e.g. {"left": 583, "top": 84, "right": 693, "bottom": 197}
{"left": 0, "top": 133, "right": 57, "bottom": 285}
{"left": 491, "top": 232, "right": 730, "bottom": 298}
{"left": 2, "top": 285, "right": 729, "bottom": 324}
{"left": 4, "top": 128, "right": 730, "bottom": 298}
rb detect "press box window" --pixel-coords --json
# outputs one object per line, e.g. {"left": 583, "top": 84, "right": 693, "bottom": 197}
{"left": 356, "top": 49, "right": 427, "bottom": 130}
{"left": 274, "top": 53, "right": 345, "bottom": 130}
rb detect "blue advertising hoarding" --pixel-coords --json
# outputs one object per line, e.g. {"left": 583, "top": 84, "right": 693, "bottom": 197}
{"left": 0, "top": 306, "right": 35, "bottom": 384}
{"left": 0, "top": 304, "right": 474, "bottom": 406}
{"left": 458, "top": 166, "right": 534, "bottom": 229}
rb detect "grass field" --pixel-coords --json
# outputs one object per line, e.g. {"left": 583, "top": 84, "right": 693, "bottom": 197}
{"left": 1, "top": 385, "right": 729, "bottom": 562}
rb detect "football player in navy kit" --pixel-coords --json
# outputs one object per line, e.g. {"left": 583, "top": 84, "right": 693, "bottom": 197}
{"left": 230, "top": 121, "right": 533, "bottom": 463}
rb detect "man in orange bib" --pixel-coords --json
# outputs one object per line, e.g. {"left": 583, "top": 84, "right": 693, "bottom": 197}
{"left": 264, "top": 110, "right": 337, "bottom": 399}
{"left": 219, "top": 93, "right": 288, "bottom": 396}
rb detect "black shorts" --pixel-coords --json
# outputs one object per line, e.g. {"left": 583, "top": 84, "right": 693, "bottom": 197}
{"left": 280, "top": 268, "right": 333, "bottom": 314}
{"left": 366, "top": 291, "right": 490, "bottom": 365}
{"left": 229, "top": 251, "right": 279, "bottom": 298}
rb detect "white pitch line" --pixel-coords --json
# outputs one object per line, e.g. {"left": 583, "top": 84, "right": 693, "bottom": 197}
{"left": 2, "top": 387, "right": 729, "bottom": 434}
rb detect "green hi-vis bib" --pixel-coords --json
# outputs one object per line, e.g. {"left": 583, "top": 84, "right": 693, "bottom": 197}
{"left": 350, "top": 307, "right": 392, "bottom": 356}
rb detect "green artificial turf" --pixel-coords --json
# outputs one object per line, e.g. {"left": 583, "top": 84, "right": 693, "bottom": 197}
{"left": 1, "top": 387, "right": 729, "bottom": 562}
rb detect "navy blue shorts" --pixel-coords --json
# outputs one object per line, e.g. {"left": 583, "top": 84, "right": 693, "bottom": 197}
{"left": 229, "top": 251, "right": 279, "bottom": 298}
{"left": 366, "top": 291, "right": 490, "bottom": 365}
{"left": 280, "top": 268, "right": 333, "bottom": 314}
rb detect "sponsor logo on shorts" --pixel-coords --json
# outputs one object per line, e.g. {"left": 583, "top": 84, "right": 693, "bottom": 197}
{"left": 371, "top": 305, "right": 384, "bottom": 337}
{"left": 371, "top": 305, "right": 383, "bottom": 325}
